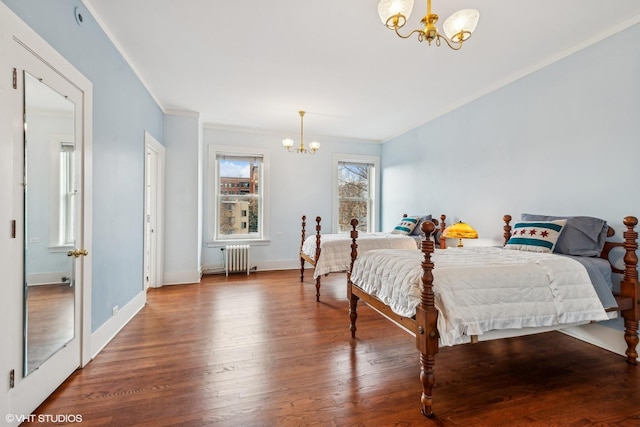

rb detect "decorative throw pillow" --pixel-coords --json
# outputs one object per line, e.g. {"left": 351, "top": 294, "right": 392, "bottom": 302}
{"left": 521, "top": 213, "right": 608, "bottom": 256}
{"left": 410, "top": 215, "right": 433, "bottom": 236}
{"left": 391, "top": 216, "right": 420, "bottom": 235}
{"left": 505, "top": 220, "right": 567, "bottom": 253}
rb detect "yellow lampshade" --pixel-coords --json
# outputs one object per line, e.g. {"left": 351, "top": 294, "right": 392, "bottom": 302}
{"left": 442, "top": 221, "right": 478, "bottom": 247}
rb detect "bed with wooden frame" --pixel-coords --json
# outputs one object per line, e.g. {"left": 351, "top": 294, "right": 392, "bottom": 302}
{"left": 346, "top": 215, "right": 640, "bottom": 418}
{"left": 300, "top": 214, "right": 445, "bottom": 301}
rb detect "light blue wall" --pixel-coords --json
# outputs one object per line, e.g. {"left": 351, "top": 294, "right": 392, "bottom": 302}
{"left": 381, "top": 22, "right": 640, "bottom": 334}
{"left": 202, "top": 126, "right": 381, "bottom": 271}
{"left": 3, "top": 0, "right": 164, "bottom": 330}
{"left": 381, "top": 22, "right": 640, "bottom": 244}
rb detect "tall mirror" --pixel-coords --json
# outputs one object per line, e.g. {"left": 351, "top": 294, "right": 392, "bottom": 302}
{"left": 23, "top": 71, "right": 77, "bottom": 375}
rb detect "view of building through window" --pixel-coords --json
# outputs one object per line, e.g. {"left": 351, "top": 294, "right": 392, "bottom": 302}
{"left": 217, "top": 155, "right": 261, "bottom": 238}
{"left": 337, "top": 161, "right": 373, "bottom": 232}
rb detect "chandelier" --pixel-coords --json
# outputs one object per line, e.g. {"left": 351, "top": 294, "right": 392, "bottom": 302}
{"left": 282, "top": 110, "right": 320, "bottom": 154}
{"left": 377, "top": 0, "right": 479, "bottom": 50}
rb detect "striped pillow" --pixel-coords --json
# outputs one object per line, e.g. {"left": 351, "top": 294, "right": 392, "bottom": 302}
{"left": 505, "top": 220, "right": 567, "bottom": 253}
{"left": 391, "top": 216, "right": 420, "bottom": 235}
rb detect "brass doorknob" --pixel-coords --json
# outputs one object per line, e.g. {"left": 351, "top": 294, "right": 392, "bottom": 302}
{"left": 67, "top": 249, "right": 88, "bottom": 258}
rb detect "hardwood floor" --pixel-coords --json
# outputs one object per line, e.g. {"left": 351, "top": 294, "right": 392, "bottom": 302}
{"left": 26, "top": 270, "right": 639, "bottom": 426}
{"left": 26, "top": 283, "right": 74, "bottom": 373}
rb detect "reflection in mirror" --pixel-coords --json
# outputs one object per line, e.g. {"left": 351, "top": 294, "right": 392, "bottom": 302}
{"left": 24, "top": 71, "right": 76, "bottom": 376}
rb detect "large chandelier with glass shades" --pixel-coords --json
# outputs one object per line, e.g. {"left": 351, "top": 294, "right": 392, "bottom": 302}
{"left": 377, "top": 0, "right": 479, "bottom": 50}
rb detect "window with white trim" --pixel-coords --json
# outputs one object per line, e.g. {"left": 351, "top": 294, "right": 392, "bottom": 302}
{"left": 209, "top": 146, "right": 269, "bottom": 243}
{"left": 59, "top": 142, "right": 76, "bottom": 245}
{"left": 335, "top": 155, "right": 378, "bottom": 233}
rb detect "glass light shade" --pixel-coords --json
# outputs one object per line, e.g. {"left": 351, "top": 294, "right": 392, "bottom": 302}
{"left": 443, "top": 9, "right": 479, "bottom": 42}
{"left": 309, "top": 141, "right": 320, "bottom": 151}
{"left": 377, "top": 0, "right": 414, "bottom": 25}
{"left": 443, "top": 221, "right": 478, "bottom": 239}
{"left": 282, "top": 138, "right": 294, "bottom": 148}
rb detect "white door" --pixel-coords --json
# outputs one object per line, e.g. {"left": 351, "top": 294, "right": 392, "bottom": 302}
{"left": 5, "top": 21, "right": 93, "bottom": 421}
{"left": 144, "top": 132, "right": 165, "bottom": 289}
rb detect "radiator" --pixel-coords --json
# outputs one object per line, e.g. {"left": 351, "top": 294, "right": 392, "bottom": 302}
{"left": 225, "top": 244, "right": 251, "bottom": 276}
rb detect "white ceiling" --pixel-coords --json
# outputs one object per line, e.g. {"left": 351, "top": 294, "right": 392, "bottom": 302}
{"left": 83, "top": 0, "right": 640, "bottom": 143}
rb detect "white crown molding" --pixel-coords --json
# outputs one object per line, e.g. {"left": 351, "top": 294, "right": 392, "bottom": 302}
{"left": 82, "top": 0, "right": 166, "bottom": 113}
{"left": 165, "top": 109, "right": 200, "bottom": 118}
{"left": 203, "top": 122, "right": 382, "bottom": 145}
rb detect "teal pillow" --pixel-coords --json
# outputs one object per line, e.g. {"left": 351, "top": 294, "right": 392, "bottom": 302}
{"left": 521, "top": 213, "right": 608, "bottom": 256}
{"left": 505, "top": 220, "right": 567, "bottom": 253}
{"left": 391, "top": 216, "right": 420, "bottom": 235}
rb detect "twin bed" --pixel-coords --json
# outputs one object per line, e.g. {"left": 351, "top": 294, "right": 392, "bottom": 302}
{"left": 299, "top": 214, "right": 445, "bottom": 301}
{"left": 346, "top": 214, "right": 639, "bottom": 417}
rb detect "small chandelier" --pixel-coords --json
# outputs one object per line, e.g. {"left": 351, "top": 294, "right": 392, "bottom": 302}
{"left": 282, "top": 110, "right": 320, "bottom": 154}
{"left": 377, "top": 0, "right": 479, "bottom": 50}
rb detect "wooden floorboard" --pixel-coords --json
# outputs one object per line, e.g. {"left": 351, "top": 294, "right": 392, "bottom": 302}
{"left": 25, "top": 270, "right": 640, "bottom": 426}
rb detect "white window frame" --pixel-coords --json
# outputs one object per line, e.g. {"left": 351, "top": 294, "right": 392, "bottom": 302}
{"left": 332, "top": 153, "right": 380, "bottom": 233}
{"left": 49, "top": 134, "right": 76, "bottom": 250}
{"left": 59, "top": 141, "right": 76, "bottom": 245}
{"left": 207, "top": 144, "right": 270, "bottom": 245}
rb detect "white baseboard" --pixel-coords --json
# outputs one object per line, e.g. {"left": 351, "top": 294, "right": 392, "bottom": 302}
{"left": 90, "top": 290, "right": 146, "bottom": 359}
{"left": 163, "top": 270, "right": 202, "bottom": 285}
{"left": 201, "top": 260, "right": 303, "bottom": 275}
{"left": 561, "top": 322, "right": 639, "bottom": 362}
{"left": 26, "top": 271, "right": 68, "bottom": 285}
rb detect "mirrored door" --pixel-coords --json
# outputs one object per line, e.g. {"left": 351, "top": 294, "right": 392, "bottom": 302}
{"left": 23, "top": 71, "right": 83, "bottom": 376}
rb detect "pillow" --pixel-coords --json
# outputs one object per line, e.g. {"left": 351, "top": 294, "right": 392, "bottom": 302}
{"left": 505, "top": 220, "right": 567, "bottom": 253}
{"left": 391, "top": 216, "right": 420, "bottom": 235}
{"left": 521, "top": 213, "right": 608, "bottom": 256}
{"left": 410, "top": 215, "right": 433, "bottom": 236}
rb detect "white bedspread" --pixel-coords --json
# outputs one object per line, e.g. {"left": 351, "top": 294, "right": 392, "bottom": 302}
{"left": 302, "top": 232, "right": 419, "bottom": 279}
{"left": 350, "top": 247, "right": 610, "bottom": 346}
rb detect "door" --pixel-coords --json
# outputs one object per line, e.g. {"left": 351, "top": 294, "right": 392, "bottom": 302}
{"left": 144, "top": 132, "right": 165, "bottom": 289}
{"left": 7, "top": 31, "right": 92, "bottom": 420}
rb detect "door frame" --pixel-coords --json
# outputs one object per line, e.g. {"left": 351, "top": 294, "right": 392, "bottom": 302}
{"left": 144, "top": 131, "right": 165, "bottom": 289}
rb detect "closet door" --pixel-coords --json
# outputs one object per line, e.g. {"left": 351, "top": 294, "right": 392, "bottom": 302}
{"left": 1, "top": 6, "right": 93, "bottom": 422}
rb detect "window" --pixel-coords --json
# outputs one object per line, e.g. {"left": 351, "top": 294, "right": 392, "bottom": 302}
{"left": 334, "top": 155, "right": 379, "bottom": 233}
{"left": 59, "top": 142, "right": 76, "bottom": 245}
{"left": 208, "top": 145, "right": 269, "bottom": 243}
{"left": 48, "top": 136, "right": 76, "bottom": 249}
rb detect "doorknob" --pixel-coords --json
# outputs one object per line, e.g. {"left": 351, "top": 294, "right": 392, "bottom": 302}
{"left": 67, "top": 249, "right": 88, "bottom": 258}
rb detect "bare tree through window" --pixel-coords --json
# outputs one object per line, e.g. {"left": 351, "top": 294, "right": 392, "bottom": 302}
{"left": 338, "top": 161, "right": 373, "bottom": 232}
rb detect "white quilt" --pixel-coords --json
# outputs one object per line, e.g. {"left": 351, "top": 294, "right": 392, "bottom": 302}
{"left": 350, "top": 247, "right": 610, "bottom": 346}
{"left": 302, "top": 232, "right": 419, "bottom": 279}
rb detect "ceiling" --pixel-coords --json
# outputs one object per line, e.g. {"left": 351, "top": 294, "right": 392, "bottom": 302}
{"left": 83, "top": 0, "right": 640, "bottom": 143}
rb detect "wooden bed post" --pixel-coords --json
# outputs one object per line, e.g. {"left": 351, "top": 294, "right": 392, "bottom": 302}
{"left": 415, "top": 220, "right": 438, "bottom": 418}
{"left": 503, "top": 215, "right": 512, "bottom": 246}
{"left": 348, "top": 219, "right": 359, "bottom": 338}
{"left": 439, "top": 215, "right": 447, "bottom": 249}
{"left": 314, "top": 216, "right": 322, "bottom": 302}
{"left": 621, "top": 216, "right": 639, "bottom": 364}
{"left": 300, "top": 215, "right": 307, "bottom": 282}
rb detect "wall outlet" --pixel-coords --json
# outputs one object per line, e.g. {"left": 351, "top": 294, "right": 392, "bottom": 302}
{"left": 112, "top": 305, "right": 119, "bottom": 316}
{"left": 275, "top": 232, "right": 283, "bottom": 237}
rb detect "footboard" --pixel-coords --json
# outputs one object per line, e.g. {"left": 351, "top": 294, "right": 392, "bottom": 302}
{"left": 299, "top": 215, "right": 322, "bottom": 301}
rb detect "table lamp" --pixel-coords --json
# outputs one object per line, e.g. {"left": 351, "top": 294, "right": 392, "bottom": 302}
{"left": 442, "top": 221, "right": 478, "bottom": 247}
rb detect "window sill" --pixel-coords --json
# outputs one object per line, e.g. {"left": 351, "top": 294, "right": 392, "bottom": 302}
{"left": 207, "top": 239, "right": 271, "bottom": 248}
{"left": 49, "top": 244, "right": 74, "bottom": 253}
